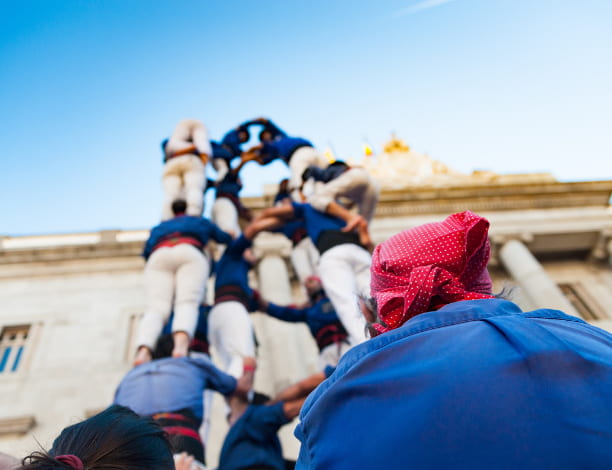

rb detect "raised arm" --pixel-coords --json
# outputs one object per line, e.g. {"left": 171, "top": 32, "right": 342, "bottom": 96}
{"left": 208, "top": 221, "right": 233, "bottom": 245}
{"left": 228, "top": 157, "right": 251, "bottom": 177}
{"left": 254, "top": 203, "right": 296, "bottom": 221}
{"left": 243, "top": 216, "right": 285, "bottom": 240}
{"left": 194, "top": 355, "right": 241, "bottom": 397}
{"left": 282, "top": 397, "right": 307, "bottom": 421}
{"left": 327, "top": 201, "right": 373, "bottom": 250}
{"left": 264, "top": 302, "right": 309, "bottom": 323}
{"left": 271, "top": 371, "right": 327, "bottom": 405}
{"left": 240, "top": 144, "right": 265, "bottom": 165}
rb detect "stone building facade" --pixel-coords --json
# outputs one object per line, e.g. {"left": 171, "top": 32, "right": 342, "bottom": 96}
{"left": 1, "top": 143, "right": 611, "bottom": 464}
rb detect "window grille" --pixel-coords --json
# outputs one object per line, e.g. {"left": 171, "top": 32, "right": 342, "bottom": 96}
{"left": 0, "top": 325, "right": 30, "bottom": 374}
{"left": 559, "top": 283, "right": 607, "bottom": 322}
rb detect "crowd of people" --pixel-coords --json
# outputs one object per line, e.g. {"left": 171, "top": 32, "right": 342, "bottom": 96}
{"left": 133, "top": 117, "right": 379, "bottom": 469}
{"left": 13, "top": 118, "right": 612, "bottom": 470}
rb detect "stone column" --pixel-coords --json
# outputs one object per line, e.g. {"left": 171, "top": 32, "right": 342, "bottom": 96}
{"left": 499, "top": 238, "right": 580, "bottom": 317}
{"left": 252, "top": 232, "right": 316, "bottom": 460}
{"left": 589, "top": 230, "right": 612, "bottom": 262}
{"left": 251, "top": 233, "right": 317, "bottom": 390}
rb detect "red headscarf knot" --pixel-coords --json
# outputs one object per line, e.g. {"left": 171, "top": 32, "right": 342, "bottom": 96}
{"left": 55, "top": 455, "right": 84, "bottom": 470}
{"left": 370, "top": 211, "right": 495, "bottom": 333}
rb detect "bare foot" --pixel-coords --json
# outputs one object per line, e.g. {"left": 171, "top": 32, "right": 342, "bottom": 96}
{"left": 133, "top": 346, "right": 152, "bottom": 366}
{"left": 172, "top": 331, "right": 190, "bottom": 358}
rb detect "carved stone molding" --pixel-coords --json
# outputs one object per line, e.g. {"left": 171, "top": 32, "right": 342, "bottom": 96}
{"left": 0, "top": 415, "right": 35, "bottom": 436}
{"left": 252, "top": 232, "right": 293, "bottom": 259}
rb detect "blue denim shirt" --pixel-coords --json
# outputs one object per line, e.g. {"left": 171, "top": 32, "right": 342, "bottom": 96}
{"left": 296, "top": 299, "right": 612, "bottom": 469}
{"left": 142, "top": 215, "right": 232, "bottom": 260}
{"left": 114, "top": 356, "right": 237, "bottom": 421}
{"left": 219, "top": 402, "right": 289, "bottom": 470}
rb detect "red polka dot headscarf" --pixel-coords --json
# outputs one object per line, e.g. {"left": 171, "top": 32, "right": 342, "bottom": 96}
{"left": 370, "top": 211, "right": 495, "bottom": 333}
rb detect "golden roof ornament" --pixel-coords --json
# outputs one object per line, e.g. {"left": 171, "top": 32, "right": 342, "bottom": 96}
{"left": 383, "top": 133, "right": 410, "bottom": 154}
{"left": 356, "top": 133, "right": 556, "bottom": 190}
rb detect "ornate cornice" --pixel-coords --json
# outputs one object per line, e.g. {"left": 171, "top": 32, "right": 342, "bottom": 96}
{"left": 1, "top": 180, "right": 611, "bottom": 270}
{"left": 0, "top": 415, "right": 36, "bottom": 436}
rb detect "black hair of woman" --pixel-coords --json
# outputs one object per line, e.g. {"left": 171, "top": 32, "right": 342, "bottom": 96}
{"left": 21, "top": 405, "right": 174, "bottom": 470}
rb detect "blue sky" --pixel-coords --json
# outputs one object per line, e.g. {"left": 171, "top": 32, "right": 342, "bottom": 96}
{"left": 1, "top": 0, "right": 611, "bottom": 235}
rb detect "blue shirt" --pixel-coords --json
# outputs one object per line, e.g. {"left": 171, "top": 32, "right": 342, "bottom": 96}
{"left": 114, "top": 356, "right": 237, "bottom": 421}
{"left": 322, "top": 162, "right": 348, "bottom": 182}
{"left": 290, "top": 202, "right": 345, "bottom": 244}
{"left": 142, "top": 215, "right": 232, "bottom": 260}
{"left": 218, "top": 402, "right": 290, "bottom": 470}
{"left": 304, "top": 163, "right": 347, "bottom": 183}
{"left": 295, "top": 299, "right": 612, "bottom": 469}
{"left": 215, "top": 172, "right": 243, "bottom": 198}
{"left": 275, "top": 218, "right": 308, "bottom": 246}
{"left": 210, "top": 141, "right": 234, "bottom": 162}
{"left": 211, "top": 121, "right": 257, "bottom": 162}
{"left": 260, "top": 137, "right": 312, "bottom": 164}
{"left": 267, "top": 296, "right": 347, "bottom": 350}
{"left": 219, "top": 128, "right": 245, "bottom": 157}
{"left": 214, "top": 235, "right": 253, "bottom": 302}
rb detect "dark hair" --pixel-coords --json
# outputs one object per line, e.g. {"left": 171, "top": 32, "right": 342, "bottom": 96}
{"left": 171, "top": 199, "right": 187, "bottom": 215}
{"left": 237, "top": 127, "right": 250, "bottom": 143}
{"left": 152, "top": 333, "right": 209, "bottom": 359}
{"left": 153, "top": 334, "right": 174, "bottom": 359}
{"left": 259, "top": 129, "right": 273, "bottom": 142}
{"left": 277, "top": 179, "right": 290, "bottom": 194}
{"left": 21, "top": 405, "right": 174, "bottom": 470}
{"left": 327, "top": 160, "right": 347, "bottom": 169}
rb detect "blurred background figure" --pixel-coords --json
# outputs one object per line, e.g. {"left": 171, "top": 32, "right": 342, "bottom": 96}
{"left": 161, "top": 119, "right": 212, "bottom": 220}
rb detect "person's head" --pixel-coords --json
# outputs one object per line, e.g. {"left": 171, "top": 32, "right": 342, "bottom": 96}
{"left": 304, "top": 276, "right": 323, "bottom": 300}
{"left": 21, "top": 405, "right": 174, "bottom": 470}
{"left": 237, "top": 128, "right": 250, "bottom": 143}
{"left": 369, "top": 211, "right": 495, "bottom": 334}
{"left": 277, "top": 179, "right": 290, "bottom": 195}
{"left": 171, "top": 199, "right": 187, "bottom": 216}
{"left": 259, "top": 129, "right": 273, "bottom": 143}
{"left": 153, "top": 333, "right": 209, "bottom": 359}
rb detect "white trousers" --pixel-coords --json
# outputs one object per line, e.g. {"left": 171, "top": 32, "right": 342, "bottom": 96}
{"left": 208, "top": 301, "right": 255, "bottom": 378}
{"left": 290, "top": 237, "right": 320, "bottom": 284}
{"left": 211, "top": 197, "right": 241, "bottom": 238}
{"left": 165, "top": 119, "right": 212, "bottom": 157}
{"left": 212, "top": 157, "right": 229, "bottom": 182}
{"left": 161, "top": 155, "right": 206, "bottom": 220}
{"left": 317, "top": 244, "right": 371, "bottom": 345}
{"left": 309, "top": 167, "right": 380, "bottom": 222}
{"left": 137, "top": 244, "right": 210, "bottom": 350}
{"left": 318, "top": 341, "right": 352, "bottom": 370}
{"left": 289, "top": 146, "right": 328, "bottom": 195}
